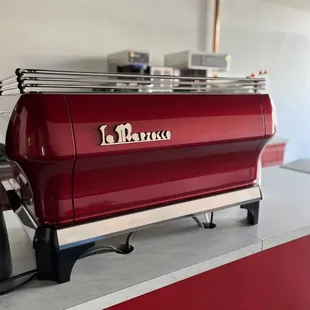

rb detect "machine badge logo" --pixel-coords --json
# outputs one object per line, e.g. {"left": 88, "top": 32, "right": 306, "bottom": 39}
{"left": 99, "top": 123, "right": 171, "bottom": 146}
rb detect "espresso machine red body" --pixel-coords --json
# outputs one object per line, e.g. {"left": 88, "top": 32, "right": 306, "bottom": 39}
{"left": 0, "top": 68, "right": 275, "bottom": 283}
{"left": 5, "top": 93, "right": 274, "bottom": 226}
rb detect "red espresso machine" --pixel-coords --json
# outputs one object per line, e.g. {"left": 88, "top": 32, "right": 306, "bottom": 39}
{"left": 0, "top": 63, "right": 275, "bottom": 283}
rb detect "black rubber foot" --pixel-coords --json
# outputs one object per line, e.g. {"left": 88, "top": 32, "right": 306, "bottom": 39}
{"left": 241, "top": 201, "right": 260, "bottom": 225}
{"left": 33, "top": 227, "right": 95, "bottom": 284}
{"left": 202, "top": 222, "right": 217, "bottom": 229}
{"left": 0, "top": 210, "right": 12, "bottom": 281}
{"left": 116, "top": 231, "right": 136, "bottom": 254}
{"left": 192, "top": 213, "right": 217, "bottom": 229}
{"left": 116, "top": 244, "right": 135, "bottom": 254}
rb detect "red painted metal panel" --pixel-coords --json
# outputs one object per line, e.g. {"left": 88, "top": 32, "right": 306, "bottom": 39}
{"left": 262, "top": 143, "right": 286, "bottom": 167}
{"left": 67, "top": 94, "right": 268, "bottom": 222}
{"left": 5, "top": 93, "right": 274, "bottom": 225}
{"left": 249, "top": 94, "right": 276, "bottom": 179}
{"left": 259, "top": 94, "right": 276, "bottom": 138}
{"left": 108, "top": 236, "right": 310, "bottom": 310}
{"left": 6, "top": 94, "right": 75, "bottom": 225}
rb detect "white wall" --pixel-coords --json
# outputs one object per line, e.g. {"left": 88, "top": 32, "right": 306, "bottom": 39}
{"left": 0, "top": 0, "right": 202, "bottom": 75}
{"left": 221, "top": 0, "right": 310, "bottom": 162}
{"left": 1, "top": 0, "right": 310, "bottom": 162}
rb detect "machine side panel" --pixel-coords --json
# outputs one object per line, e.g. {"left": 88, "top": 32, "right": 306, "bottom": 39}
{"left": 249, "top": 94, "right": 276, "bottom": 180}
{"left": 68, "top": 94, "right": 266, "bottom": 223}
{"left": 260, "top": 94, "right": 276, "bottom": 139}
{"left": 5, "top": 94, "right": 76, "bottom": 225}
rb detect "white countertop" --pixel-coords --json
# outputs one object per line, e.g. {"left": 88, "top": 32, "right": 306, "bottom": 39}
{"left": 268, "top": 136, "right": 288, "bottom": 144}
{"left": 1, "top": 167, "right": 309, "bottom": 310}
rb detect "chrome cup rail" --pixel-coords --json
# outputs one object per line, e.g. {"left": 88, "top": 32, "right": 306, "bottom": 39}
{"left": 0, "top": 68, "right": 267, "bottom": 95}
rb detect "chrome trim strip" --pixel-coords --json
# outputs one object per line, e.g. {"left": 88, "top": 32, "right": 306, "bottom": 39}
{"left": 1, "top": 178, "right": 38, "bottom": 241}
{"left": 22, "top": 85, "right": 265, "bottom": 91}
{"left": 15, "top": 204, "right": 38, "bottom": 240}
{"left": 20, "top": 78, "right": 265, "bottom": 87}
{"left": 1, "top": 68, "right": 267, "bottom": 95}
{"left": 22, "top": 88, "right": 266, "bottom": 95}
{"left": 1, "top": 180, "right": 12, "bottom": 191}
{"left": 56, "top": 185, "right": 261, "bottom": 249}
{"left": 0, "top": 110, "right": 13, "bottom": 115}
{"left": 0, "top": 76, "right": 16, "bottom": 86}
{"left": 17, "top": 68, "right": 265, "bottom": 81}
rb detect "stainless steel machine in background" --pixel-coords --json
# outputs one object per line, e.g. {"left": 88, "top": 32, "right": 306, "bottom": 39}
{"left": 164, "top": 50, "right": 230, "bottom": 77}
{"left": 164, "top": 50, "right": 231, "bottom": 92}
{"left": 107, "top": 50, "right": 150, "bottom": 74}
{"left": 107, "top": 50, "right": 180, "bottom": 92}
{"left": 105, "top": 50, "right": 255, "bottom": 94}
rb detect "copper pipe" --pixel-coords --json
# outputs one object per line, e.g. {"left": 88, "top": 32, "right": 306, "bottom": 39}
{"left": 213, "top": 0, "right": 221, "bottom": 53}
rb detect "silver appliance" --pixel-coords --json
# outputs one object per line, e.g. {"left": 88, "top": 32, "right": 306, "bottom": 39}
{"left": 164, "top": 50, "right": 231, "bottom": 92}
{"left": 107, "top": 50, "right": 150, "bottom": 74}
{"left": 107, "top": 50, "right": 180, "bottom": 92}
{"left": 164, "top": 50, "right": 231, "bottom": 75}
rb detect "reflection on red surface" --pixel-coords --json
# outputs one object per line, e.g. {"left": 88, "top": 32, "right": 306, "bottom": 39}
{"left": 262, "top": 142, "right": 287, "bottom": 167}
{"left": 68, "top": 94, "right": 272, "bottom": 223}
{"left": 6, "top": 94, "right": 75, "bottom": 225}
{"left": 6, "top": 93, "right": 274, "bottom": 225}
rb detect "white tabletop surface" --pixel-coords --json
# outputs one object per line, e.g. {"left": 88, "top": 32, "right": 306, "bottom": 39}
{"left": 1, "top": 167, "right": 309, "bottom": 310}
{"left": 268, "top": 136, "right": 288, "bottom": 144}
